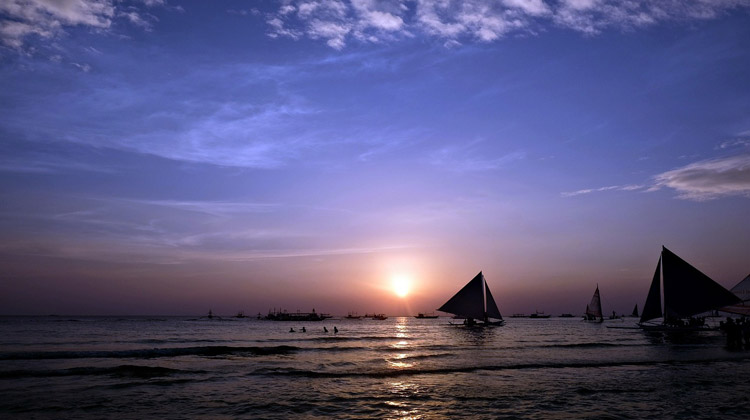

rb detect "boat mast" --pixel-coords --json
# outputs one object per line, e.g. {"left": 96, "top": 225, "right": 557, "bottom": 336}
{"left": 482, "top": 272, "right": 487, "bottom": 322}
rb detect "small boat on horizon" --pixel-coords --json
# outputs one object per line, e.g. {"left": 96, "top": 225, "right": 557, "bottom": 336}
{"left": 584, "top": 286, "right": 604, "bottom": 323}
{"left": 345, "top": 312, "right": 362, "bottom": 319}
{"left": 365, "top": 313, "right": 388, "bottom": 320}
{"left": 529, "top": 311, "right": 551, "bottom": 319}
{"left": 414, "top": 312, "right": 439, "bottom": 319}
{"left": 438, "top": 271, "right": 504, "bottom": 327}
{"left": 265, "top": 308, "right": 331, "bottom": 322}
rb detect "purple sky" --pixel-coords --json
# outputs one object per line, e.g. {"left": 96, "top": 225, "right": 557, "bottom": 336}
{"left": 1, "top": 0, "right": 749, "bottom": 316}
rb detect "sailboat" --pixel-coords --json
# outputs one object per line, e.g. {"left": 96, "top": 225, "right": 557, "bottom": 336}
{"left": 639, "top": 246, "right": 741, "bottom": 331}
{"left": 719, "top": 274, "right": 750, "bottom": 316}
{"left": 584, "top": 285, "right": 603, "bottom": 322}
{"left": 630, "top": 304, "right": 639, "bottom": 318}
{"left": 437, "top": 271, "right": 504, "bottom": 326}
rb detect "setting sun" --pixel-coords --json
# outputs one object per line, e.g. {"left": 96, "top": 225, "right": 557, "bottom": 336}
{"left": 392, "top": 275, "right": 411, "bottom": 298}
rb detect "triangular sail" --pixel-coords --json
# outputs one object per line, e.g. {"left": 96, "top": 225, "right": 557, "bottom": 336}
{"left": 485, "top": 283, "right": 503, "bottom": 320}
{"left": 720, "top": 274, "right": 750, "bottom": 315}
{"left": 731, "top": 274, "right": 750, "bottom": 301}
{"left": 640, "top": 257, "right": 662, "bottom": 323}
{"left": 662, "top": 247, "right": 741, "bottom": 319}
{"left": 585, "top": 286, "right": 603, "bottom": 320}
{"left": 438, "top": 272, "right": 486, "bottom": 320}
{"left": 631, "top": 304, "right": 638, "bottom": 317}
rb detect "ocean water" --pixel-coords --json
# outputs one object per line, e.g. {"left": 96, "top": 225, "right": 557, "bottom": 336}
{"left": 2, "top": 316, "right": 750, "bottom": 419}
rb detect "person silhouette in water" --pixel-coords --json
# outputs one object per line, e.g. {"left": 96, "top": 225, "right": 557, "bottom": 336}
{"left": 323, "top": 326, "right": 328, "bottom": 332}
{"left": 301, "top": 326, "right": 306, "bottom": 332}
{"left": 334, "top": 326, "right": 338, "bottom": 334}
{"left": 289, "top": 327, "right": 295, "bottom": 333}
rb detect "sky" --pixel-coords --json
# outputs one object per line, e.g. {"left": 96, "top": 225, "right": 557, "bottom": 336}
{"left": 1, "top": 0, "right": 749, "bottom": 316}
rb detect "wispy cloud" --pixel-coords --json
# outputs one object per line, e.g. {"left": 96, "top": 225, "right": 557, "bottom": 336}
{"left": 2, "top": 56, "right": 431, "bottom": 169}
{"left": 0, "top": 142, "right": 117, "bottom": 174}
{"left": 563, "top": 153, "right": 750, "bottom": 201}
{"left": 0, "top": 157, "right": 112, "bottom": 174}
{"left": 0, "top": 0, "right": 168, "bottom": 51}
{"left": 429, "top": 140, "right": 525, "bottom": 172}
{"left": 561, "top": 184, "right": 646, "bottom": 197}
{"left": 0, "top": 193, "right": 411, "bottom": 264}
{"left": 652, "top": 154, "right": 750, "bottom": 200}
{"left": 114, "top": 199, "right": 281, "bottom": 218}
{"left": 266, "top": 0, "right": 750, "bottom": 49}
{"left": 718, "top": 137, "right": 750, "bottom": 149}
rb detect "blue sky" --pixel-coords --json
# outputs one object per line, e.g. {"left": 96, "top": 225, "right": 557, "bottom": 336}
{"left": 1, "top": 1, "right": 749, "bottom": 316}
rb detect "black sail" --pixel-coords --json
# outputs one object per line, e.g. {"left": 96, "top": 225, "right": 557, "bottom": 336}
{"left": 438, "top": 271, "right": 486, "bottom": 320}
{"left": 485, "top": 283, "right": 503, "bottom": 320}
{"left": 662, "top": 246, "right": 741, "bottom": 319}
{"left": 640, "top": 257, "right": 663, "bottom": 323}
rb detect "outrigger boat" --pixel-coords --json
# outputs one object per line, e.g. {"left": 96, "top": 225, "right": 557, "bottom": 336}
{"left": 438, "top": 271, "right": 504, "bottom": 327}
{"left": 638, "top": 246, "right": 740, "bottom": 331}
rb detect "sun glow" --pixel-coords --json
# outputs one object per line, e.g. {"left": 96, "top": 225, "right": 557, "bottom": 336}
{"left": 392, "top": 275, "right": 411, "bottom": 298}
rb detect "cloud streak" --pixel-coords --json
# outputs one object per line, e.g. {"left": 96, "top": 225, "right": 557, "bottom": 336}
{"left": 429, "top": 140, "right": 525, "bottom": 172}
{"left": 266, "top": 0, "right": 750, "bottom": 49}
{"left": 561, "top": 184, "right": 645, "bottom": 197}
{"left": 562, "top": 154, "right": 750, "bottom": 201}
{"left": 0, "top": 193, "right": 413, "bottom": 265}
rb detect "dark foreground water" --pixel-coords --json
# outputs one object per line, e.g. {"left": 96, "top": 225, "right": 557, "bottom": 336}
{"left": 2, "top": 316, "right": 750, "bottom": 419}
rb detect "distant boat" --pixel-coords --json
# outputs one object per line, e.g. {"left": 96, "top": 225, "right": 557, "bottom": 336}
{"left": 529, "top": 311, "right": 551, "bottom": 319}
{"left": 719, "top": 274, "right": 750, "bottom": 316}
{"left": 630, "top": 304, "right": 639, "bottom": 318}
{"left": 639, "top": 246, "right": 741, "bottom": 331}
{"left": 345, "top": 312, "right": 362, "bottom": 319}
{"left": 584, "top": 285, "right": 604, "bottom": 322}
{"left": 437, "top": 271, "right": 504, "bottom": 326}
{"left": 414, "top": 312, "right": 439, "bottom": 319}
{"left": 265, "top": 308, "right": 331, "bottom": 321}
{"left": 366, "top": 313, "right": 387, "bottom": 320}
{"left": 207, "top": 309, "right": 214, "bottom": 319}
{"left": 235, "top": 311, "right": 246, "bottom": 318}
{"left": 559, "top": 313, "right": 575, "bottom": 318}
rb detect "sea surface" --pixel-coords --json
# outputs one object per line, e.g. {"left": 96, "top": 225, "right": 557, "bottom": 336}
{"left": 2, "top": 315, "right": 750, "bottom": 419}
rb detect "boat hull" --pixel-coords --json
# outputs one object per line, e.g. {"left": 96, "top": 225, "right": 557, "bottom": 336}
{"left": 449, "top": 319, "right": 505, "bottom": 327}
{"left": 638, "top": 323, "right": 716, "bottom": 332}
